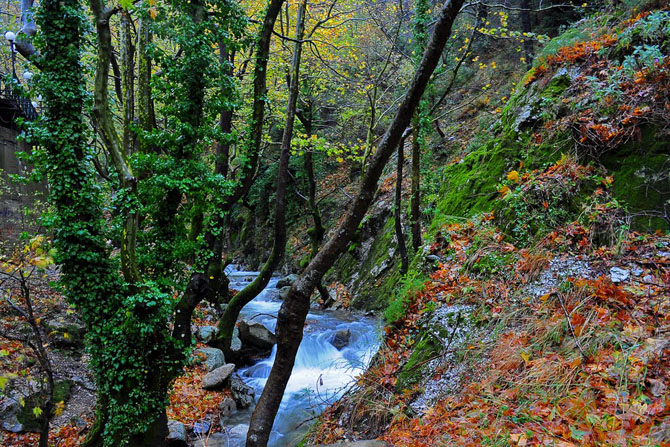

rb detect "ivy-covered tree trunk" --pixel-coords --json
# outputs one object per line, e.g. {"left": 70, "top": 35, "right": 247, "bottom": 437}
{"left": 216, "top": 0, "right": 306, "bottom": 355}
{"left": 409, "top": 0, "right": 430, "bottom": 254}
{"left": 395, "top": 134, "right": 409, "bottom": 274}
{"left": 245, "top": 0, "right": 465, "bottom": 445}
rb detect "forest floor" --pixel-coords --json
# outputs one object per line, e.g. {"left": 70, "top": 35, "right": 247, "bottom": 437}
{"left": 0, "top": 275, "right": 236, "bottom": 447}
{"left": 311, "top": 158, "right": 670, "bottom": 447}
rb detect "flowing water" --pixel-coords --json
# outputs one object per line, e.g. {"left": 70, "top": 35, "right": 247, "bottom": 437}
{"left": 221, "top": 267, "right": 381, "bottom": 446}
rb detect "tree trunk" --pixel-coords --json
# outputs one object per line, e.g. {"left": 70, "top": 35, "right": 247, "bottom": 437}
{"left": 221, "top": 0, "right": 286, "bottom": 208}
{"left": 395, "top": 136, "right": 409, "bottom": 274}
{"left": 410, "top": 112, "right": 422, "bottom": 253}
{"left": 137, "top": 16, "right": 153, "bottom": 153}
{"left": 215, "top": 0, "right": 306, "bottom": 355}
{"left": 520, "top": 0, "right": 534, "bottom": 68}
{"left": 245, "top": 0, "right": 465, "bottom": 445}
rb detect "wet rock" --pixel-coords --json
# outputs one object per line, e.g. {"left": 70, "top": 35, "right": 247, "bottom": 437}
{"left": 196, "top": 347, "right": 225, "bottom": 372}
{"left": 193, "top": 432, "right": 227, "bottom": 447}
{"left": 276, "top": 274, "right": 299, "bottom": 289}
{"left": 238, "top": 320, "right": 276, "bottom": 350}
{"left": 229, "top": 375, "right": 255, "bottom": 408}
{"left": 219, "top": 397, "right": 236, "bottom": 418}
{"left": 196, "top": 325, "right": 218, "bottom": 344}
{"left": 279, "top": 286, "right": 291, "bottom": 300}
{"left": 167, "top": 420, "right": 187, "bottom": 447}
{"left": 192, "top": 420, "right": 210, "bottom": 436}
{"left": 610, "top": 267, "right": 630, "bottom": 283}
{"left": 330, "top": 329, "right": 351, "bottom": 350}
{"left": 202, "top": 364, "right": 235, "bottom": 390}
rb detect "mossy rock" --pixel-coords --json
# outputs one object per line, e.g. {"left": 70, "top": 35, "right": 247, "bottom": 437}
{"left": 395, "top": 323, "right": 450, "bottom": 393}
{"left": 17, "top": 380, "right": 72, "bottom": 433}
{"left": 602, "top": 126, "right": 670, "bottom": 232}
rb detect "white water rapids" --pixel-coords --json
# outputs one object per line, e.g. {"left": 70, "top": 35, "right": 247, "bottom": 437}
{"left": 220, "top": 267, "right": 381, "bottom": 446}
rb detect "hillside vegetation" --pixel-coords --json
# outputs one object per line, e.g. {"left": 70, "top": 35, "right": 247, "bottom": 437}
{"left": 307, "top": 5, "right": 670, "bottom": 446}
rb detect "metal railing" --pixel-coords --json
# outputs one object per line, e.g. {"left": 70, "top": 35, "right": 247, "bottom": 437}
{"left": 0, "top": 78, "right": 38, "bottom": 122}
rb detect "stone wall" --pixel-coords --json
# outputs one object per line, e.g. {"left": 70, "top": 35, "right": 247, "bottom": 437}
{"left": 0, "top": 125, "right": 44, "bottom": 243}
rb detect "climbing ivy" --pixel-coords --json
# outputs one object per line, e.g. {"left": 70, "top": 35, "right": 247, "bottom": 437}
{"left": 30, "top": 0, "right": 247, "bottom": 444}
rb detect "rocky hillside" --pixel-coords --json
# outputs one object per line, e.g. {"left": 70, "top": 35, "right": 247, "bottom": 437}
{"left": 306, "top": 5, "right": 670, "bottom": 446}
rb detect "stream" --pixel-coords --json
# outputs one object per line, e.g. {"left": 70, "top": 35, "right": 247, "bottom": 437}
{"left": 221, "top": 267, "right": 382, "bottom": 446}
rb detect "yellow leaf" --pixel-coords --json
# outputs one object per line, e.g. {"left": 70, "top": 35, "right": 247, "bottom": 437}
{"left": 0, "top": 376, "right": 8, "bottom": 390}
{"left": 336, "top": 157, "right": 344, "bottom": 163}
{"left": 63, "top": 332, "right": 70, "bottom": 340}
{"left": 498, "top": 185, "right": 510, "bottom": 197}
{"left": 521, "top": 352, "right": 531, "bottom": 364}
{"left": 507, "top": 170, "right": 520, "bottom": 182}
{"left": 149, "top": 7, "right": 157, "bottom": 19}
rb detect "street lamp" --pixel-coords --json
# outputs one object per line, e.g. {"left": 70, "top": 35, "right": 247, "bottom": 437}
{"left": 4, "top": 31, "right": 17, "bottom": 79}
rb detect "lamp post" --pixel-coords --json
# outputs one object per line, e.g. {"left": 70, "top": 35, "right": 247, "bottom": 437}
{"left": 4, "top": 31, "right": 17, "bottom": 79}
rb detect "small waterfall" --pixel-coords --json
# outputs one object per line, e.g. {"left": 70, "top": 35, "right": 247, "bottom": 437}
{"left": 222, "top": 267, "right": 381, "bottom": 446}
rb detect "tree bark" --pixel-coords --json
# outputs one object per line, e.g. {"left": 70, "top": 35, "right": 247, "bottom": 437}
{"left": 215, "top": 0, "right": 306, "bottom": 355}
{"left": 410, "top": 112, "right": 422, "bottom": 253}
{"left": 395, "top": 135, "right": 409, "bottom": 274}
{"left": 245, "top": 0, "right": 465, "bottom": 445}
{"left": 221, "top": 0, "right": 286, "bottom": 208}
{"left": 520, "top": 0, "right": 534, "bottom": 68}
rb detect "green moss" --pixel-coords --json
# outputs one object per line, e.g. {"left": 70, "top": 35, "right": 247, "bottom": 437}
{"left": 395, "top": 324, "right": 450, "bottom": 392}
{"left": 602, "top": 126, "right": 670, "bottom": 231}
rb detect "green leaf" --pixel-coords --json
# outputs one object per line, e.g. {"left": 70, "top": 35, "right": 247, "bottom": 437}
{"left": 570, "top": 426, "right": 588, "bottom": 441}
{"left": 0, "top": 376, "right": 8, "bottom": 390}
{"left": 33, "top": 406, "right": 43, "bottom": 417}
{"left": 0, "top": 349, "right": 9, "bottom": 357}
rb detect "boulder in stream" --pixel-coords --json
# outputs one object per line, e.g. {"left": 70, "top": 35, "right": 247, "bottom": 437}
{"left": 238, "top": 320, "right": 276, "bottom": 351}
{"left": 219, "top": 396, "right": 236, "bottom": 418}
{"left": 330, "top": 328, "right": 351, "bottom": 350}
{"left": 229, "top": 375, "right": 255, "bottom": 408}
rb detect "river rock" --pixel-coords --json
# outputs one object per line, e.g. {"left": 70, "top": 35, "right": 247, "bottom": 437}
{"left": 276, "top": 274, "right": 298, "bottom": 289}
{"left": 229, "top": 375, "right": 255, "bottom": 408}
{"left": 167, "top": 420, "right": 187, "bottom": 447}
{"left": 330, "top": 329, "right": 351, "bottom": 350}
{"left": 238, "top": 320, "right": 276, "bottom": 350}
{"left": 196, "top": 325, "right": 219, "bottom": 344}
{"left": 193, "top": 432, "right": 227, "bottom": 447}
{"left": 219, "top": 396, "right": 236, "bottom": 418}
{"left": 202, "top": 364, "right": 235, "bottom": 390}
{"left": 279, "top": 286, "right": 291, "bottom": 300}
{"left": 196, "top": 347, "right": 226, "bottom": 372}
{"left": 193, "top": 420, "right": 210, "bottom": 436}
